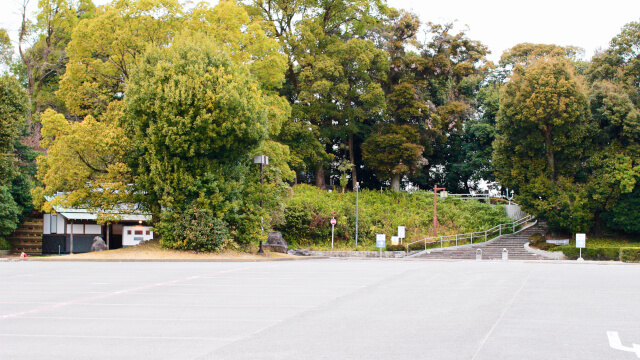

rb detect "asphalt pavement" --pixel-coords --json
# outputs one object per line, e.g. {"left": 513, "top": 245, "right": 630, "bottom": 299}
{"left": 1, "top": 259, "right": 639, "bottom": 359}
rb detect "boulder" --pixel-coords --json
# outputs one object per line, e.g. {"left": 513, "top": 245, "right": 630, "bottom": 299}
{"left": 287, "top": 249, "right": 311, "bottom": 256}
{"left": 91, "top": 236, "right": 108, "bottom": 252}
{"left": 263, "top": 231, "right": 288, "bottom": 253}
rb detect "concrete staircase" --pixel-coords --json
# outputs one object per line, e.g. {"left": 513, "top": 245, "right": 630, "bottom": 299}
{"left": 414, "top": 220, "right": 549, "bottom": 260}
{"left": 7, "top": 215, "right": 43, "bottom": 255}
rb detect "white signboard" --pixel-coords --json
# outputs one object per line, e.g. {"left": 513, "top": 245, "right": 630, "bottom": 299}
{"left": 391, "top": 236, "right": 399, "bottom": 245}
{"left": 123, "top": 226, "right": 154, "bottom": 247}
{"left": 576, "top": 233, "right": 586, "bottom": 248}
{"left": 376, "top": 234, "right": 386, "bottom": 248}
{"left": 398, "top": 226, "right": 405, "bottom": 238}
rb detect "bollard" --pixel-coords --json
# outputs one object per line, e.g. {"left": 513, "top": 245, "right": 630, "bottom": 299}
{"left": 476, "top": 248, "right": 482, "bottom": 261}
{"left": 502, "top": 248, "right": 508, "bottom": 261}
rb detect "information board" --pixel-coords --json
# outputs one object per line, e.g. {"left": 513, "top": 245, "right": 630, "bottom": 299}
{"left": 376, "top": 234, "right": 386, "bottom": 248}
{"left": 398, "top": 226, "right": 405, "bottom": 238}
{"left": 576, "top": 233, "right": 586, "bottom": 248}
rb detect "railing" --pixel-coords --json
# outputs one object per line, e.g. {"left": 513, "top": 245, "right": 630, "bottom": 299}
{"left": 405, "top": 214, "right": 535, "bottom": 253}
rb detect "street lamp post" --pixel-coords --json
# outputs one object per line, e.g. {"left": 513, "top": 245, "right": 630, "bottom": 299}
{"left": 253, "top": 155, "right": 269, "bottom": 234}
{"left": 355, "top": 183, "right": 360, "bottom": 248}
{"left": 253, "top": 155, "right": 269, "bottom": 208}
{"left": 433, "top": 185, "right": 446, "bottom": 238}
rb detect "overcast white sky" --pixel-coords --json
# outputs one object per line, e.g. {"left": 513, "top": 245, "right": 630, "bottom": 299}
{"left": 1, "top": 0, "right": 639, "bottom": 63}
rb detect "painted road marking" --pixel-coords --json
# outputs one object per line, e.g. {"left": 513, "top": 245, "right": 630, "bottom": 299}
{"left": 607, "top": 331, "right": 640, "bottom": 358}
{"left": 0, "top": 267, "right": 252, "bottom": 320}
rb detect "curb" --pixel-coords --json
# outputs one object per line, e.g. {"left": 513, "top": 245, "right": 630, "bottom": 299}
{"left": 524, "top": 242, "right": 568, "bottom": 260}
{"left": 23, "top": 256, "right": 330, "bottom": 263}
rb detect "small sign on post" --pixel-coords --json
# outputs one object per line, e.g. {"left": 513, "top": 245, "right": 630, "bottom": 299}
{"left": 330, "top": 218, "right": 337, "bottom": 249}
{"left": 576, "top": 233, "right": 586, "bottom": 261}
{"left": 376, "top": 234, "right": 386, "bottom": 258}
{"left": 391, "top": 236, "right": 399, "bottom": 245}
{"left": 398, "top": 226, "right": 405, "bottom": 244}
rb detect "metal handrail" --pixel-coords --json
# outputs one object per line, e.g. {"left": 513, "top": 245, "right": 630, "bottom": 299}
{"left": 405, "top": 214, "right": 535, "bottom": 253}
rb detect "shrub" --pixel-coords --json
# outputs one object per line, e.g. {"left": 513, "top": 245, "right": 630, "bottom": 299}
{"left": 620, "top": 248, "right": 640, "bottom": 263}
{"left": 536, "top": 242, "right": 556, "bottom": 251}
{"left": 528, "top": 233, "right": 546, "bottom": 247}
{"left": 158, "top": 205, "right": 229, "bottom": 252}
{"left": 0, "top": 237, "right": 11, "bottom": 250}
{"left": 559, "top": 247, "right": 619, "bottom": 261}
{"left": 0, "top": 186, "right": 20, "bottom": 239}
{"left": 385, "top": 244, "right": 405, "bottom": 251}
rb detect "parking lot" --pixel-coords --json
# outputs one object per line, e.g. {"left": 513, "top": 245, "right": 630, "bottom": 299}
{"left": 1, "top": 259, "right": 639, "bottom": 359}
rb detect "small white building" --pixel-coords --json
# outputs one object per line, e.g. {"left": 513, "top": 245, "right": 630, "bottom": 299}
{"left": 42, "top": 208, "right": 153, "bottom": 254}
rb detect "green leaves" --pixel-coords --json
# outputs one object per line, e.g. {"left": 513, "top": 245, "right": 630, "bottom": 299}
{"left": 124, "top": 34, "right": 273, "bottom": 211}
{"left": 495, "top": 56, "right": 590, "bottom": 186}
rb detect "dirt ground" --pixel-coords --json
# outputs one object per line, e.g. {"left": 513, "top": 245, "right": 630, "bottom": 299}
{"left": 20, "top": 240, "right": 298, "bottom": 261}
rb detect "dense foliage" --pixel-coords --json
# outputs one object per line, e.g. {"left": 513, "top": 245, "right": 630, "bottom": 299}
{"left": 272, "top": 184, "right": 511, "bottom": 249}
{"left": 1, "top": 0, "right": 638, "bottom": 249}
{"left": 157, "top": 205, "right": 230, "bottom": 252}
{"left": 0, "top": 75, "right": 35, "bottom": 247}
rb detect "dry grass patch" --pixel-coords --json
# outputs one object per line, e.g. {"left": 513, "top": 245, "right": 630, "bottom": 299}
{"left": 35, "top": 240, "right": 295, "bottom": 261}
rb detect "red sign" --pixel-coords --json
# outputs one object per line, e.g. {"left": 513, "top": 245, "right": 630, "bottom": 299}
{"left": 330, "top": 218, "right": 337, "bottom": 225}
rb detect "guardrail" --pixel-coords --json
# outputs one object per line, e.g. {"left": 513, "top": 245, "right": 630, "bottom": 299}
{"left": 405, "top": 214, "right": 535, "bottom": 253}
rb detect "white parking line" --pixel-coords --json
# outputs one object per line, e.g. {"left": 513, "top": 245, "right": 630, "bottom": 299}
{"left": 0, "top": 334, "right": 238, "bottom": 341}
{"left": 607, "top": 331, "right": 640, "bottom": 358}
{"left": 0, "top": 267, "right": 251, "bottom": 320}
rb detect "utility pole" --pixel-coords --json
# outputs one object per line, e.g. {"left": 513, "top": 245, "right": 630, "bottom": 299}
{"left": 433, "top": 185, "right": 446, "bottom": 238}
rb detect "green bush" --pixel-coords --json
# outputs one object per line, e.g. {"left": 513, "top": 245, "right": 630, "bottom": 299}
{"left": 528, "top": 233, "right": 546, "bottom": 247}
{"left": 158, "top": 205, "right": 229, "bottom": 252}
{"left": 537, "top": 242, "right": 556, "bottom": 251}
{"left": 0, "top": 237, "right": 11, "bottom": 250}
{"left": 0, "top": 186, "right": 20, "bottom": 240}
{"left": 385, "top": 244, "right": 405, "bottom": 251}
{"left": 559, "top": 247, "right": 619, "bottom": 261}
{"left": 620, "top": 248, "right": 640, "bottom": 263}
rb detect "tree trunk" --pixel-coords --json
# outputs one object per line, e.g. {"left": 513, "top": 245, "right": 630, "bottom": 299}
{"left": 592, "top": 211, "right": 603, "bottom": 236}
{"left": 348, "top": 134, "right": 358, "bottom": 190}
{"left": 391, "top": 174, "right": 401, "bottom": 191}
{"left": 315, "top": 164, "right": 326, "bottom": 190}
{"left": 543, "top": 128, "right": 555, "bottom": 179}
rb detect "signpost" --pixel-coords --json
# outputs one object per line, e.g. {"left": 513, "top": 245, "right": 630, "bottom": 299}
{"left": 433, "top": 185, "right": 446, "bottom": 237}
{"left": 398, "top": 226, "right": 405, "bottom": 244}
{"left": 576, "top": 233, "right": 586, "bottom": 261}
{"left": 376, "top": 234, "right": 385, "bottom": 258}
{"left": 391, "top": 236, "right": 399, "bottom": 245}
{"left": 330, "top": 218, "right": 337, "bottom": 249}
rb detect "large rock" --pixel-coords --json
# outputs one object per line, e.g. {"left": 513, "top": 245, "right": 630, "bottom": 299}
{"left": 263, "top": 231, "right": 288, "bottom": 253}
{"left": 91, "top": 236, "right": 108, "bottom": 252}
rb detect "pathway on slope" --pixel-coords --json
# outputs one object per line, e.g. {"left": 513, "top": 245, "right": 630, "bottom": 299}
{"left": 413, "top": 221, "right": 549, "bottom": 260}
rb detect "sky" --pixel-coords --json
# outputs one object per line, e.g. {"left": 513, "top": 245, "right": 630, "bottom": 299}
{"left": 1, "top": 0, "right": 639, "bottom": 63}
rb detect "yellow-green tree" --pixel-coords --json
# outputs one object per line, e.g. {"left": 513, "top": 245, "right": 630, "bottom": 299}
{"left": 123, "top": 34, "right": 290, "bottom": 245}
{"left": 58, "top": 0, "right": 182, "bottom": 118}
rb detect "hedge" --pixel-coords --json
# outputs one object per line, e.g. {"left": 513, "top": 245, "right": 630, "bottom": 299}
{"left": 620, "top": 248, "right": 640, "bottom": 263}
{"left": 558, "top": 247, "right": 620, "bottom": 261}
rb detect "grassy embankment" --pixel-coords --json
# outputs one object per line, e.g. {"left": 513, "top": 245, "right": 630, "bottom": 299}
{"left": 272, "top": 184, "right": 513, "bottom": 251}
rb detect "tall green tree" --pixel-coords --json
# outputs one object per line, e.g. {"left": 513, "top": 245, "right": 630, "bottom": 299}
{"left": 16, "top": 0, "right": 94, "bottom": 146}
{"left": 0, "top": 75, "right": 32, "bottom": 242}
{"left": 493, "top": 56, "right": 592, "bottom": 232}
{"left": 249, "top": 0, "right": 388, "bottom": 189}
{"left": 122, "top": 34, "right": 290, "bottom": 244}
